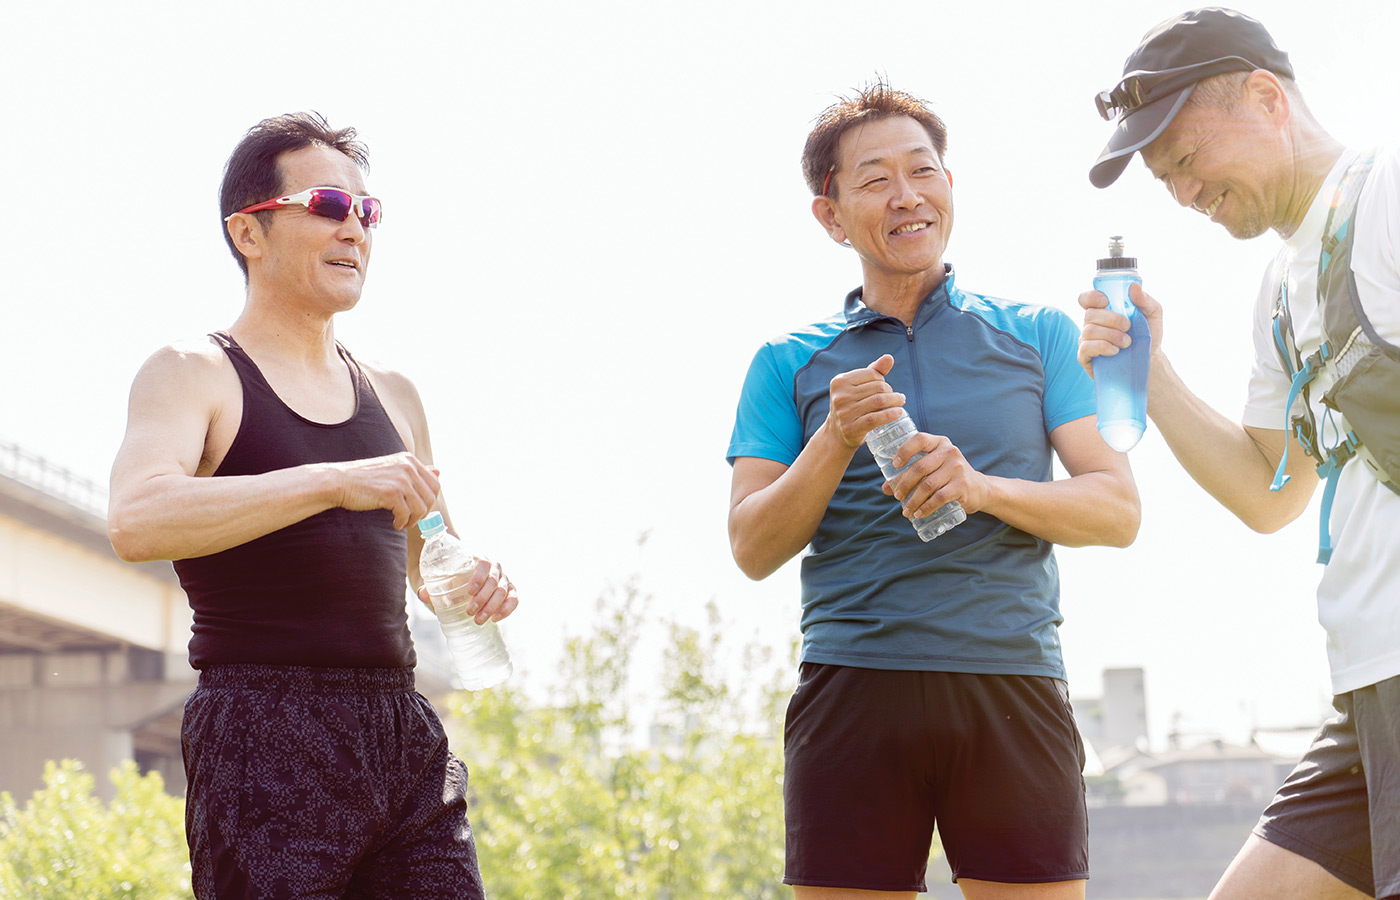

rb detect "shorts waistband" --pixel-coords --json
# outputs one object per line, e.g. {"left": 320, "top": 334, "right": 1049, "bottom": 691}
{"left": 197, "top": 663, "right": 416, "bottom": 694}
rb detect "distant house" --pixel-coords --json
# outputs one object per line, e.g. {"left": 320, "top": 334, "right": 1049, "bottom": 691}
{"left": 1142, "top": 739, "right": 1282, "bottom": 805}
{"left": 1073, "top": 665, "right": 1321, "bottom": 808}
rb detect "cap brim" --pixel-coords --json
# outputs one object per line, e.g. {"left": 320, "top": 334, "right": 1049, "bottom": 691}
{"left": 1089, "top": 84, "right": 1195, "bottom": 188}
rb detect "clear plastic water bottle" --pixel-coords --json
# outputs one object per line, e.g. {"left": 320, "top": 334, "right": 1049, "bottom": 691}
{"left": 1093, "top": 236, "right": 1149, "bottom": 451}
{"left": 865, "top": 411, "right": 967, "bottom": 541}
{"left": 417, "top": 512, "right": 512, "bottom": 691}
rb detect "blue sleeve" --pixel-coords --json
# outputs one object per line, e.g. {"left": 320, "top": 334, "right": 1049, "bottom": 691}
{"left": 727, "top": 343, "right": 804, "bottom": 466}
{"left": 1038, "top": 307, "right": 1097, "bottom": 432}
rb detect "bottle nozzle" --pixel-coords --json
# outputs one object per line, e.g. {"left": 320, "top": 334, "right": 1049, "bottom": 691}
{"left": 1096, "top": 235, "right": 1137, "bottom": 271}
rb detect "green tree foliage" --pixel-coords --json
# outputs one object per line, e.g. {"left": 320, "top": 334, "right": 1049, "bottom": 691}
{"left": 0, "top": 759, "right": 192, "bottom": 900}
{"left": 0, "top": 574, "right": 814, "bottom": 898}
{"left": 450, "top": 576, "right": 795, "bottom": 900}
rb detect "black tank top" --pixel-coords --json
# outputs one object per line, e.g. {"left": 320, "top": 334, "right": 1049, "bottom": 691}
{"left": 174, "top": 332, "right": 416, "bottom": 669}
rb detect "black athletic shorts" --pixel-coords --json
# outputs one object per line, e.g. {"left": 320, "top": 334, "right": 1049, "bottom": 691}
{"left": 782, "top": 663, "right": 1089, "bottom": 892}
{"left": 1255, "top": 674, "right": 1400, "bottom": 899}
{"left": 182, "top": 664, "right": 483, "bottom": 900}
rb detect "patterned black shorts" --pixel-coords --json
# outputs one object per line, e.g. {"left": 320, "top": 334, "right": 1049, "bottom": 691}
{"left": 182, "top": 664, "right": 483, "bottom": 900}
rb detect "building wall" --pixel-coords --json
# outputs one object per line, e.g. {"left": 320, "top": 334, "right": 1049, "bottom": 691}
{"left": 0, "top": 503, "right": 196, "bottom": 803}
{"left": 1102, "top": 667, "right": 1149, "bottom": 751}
{"left": 922, "top": 803, "right": 1258, "bottom": 899}
{"left": 0, "top": 515, "right": 191, "bottom": 654}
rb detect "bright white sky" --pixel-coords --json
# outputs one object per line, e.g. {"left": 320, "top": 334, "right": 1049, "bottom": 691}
{"left": 4, "top": 0, "right": 1397, "bottom": 750}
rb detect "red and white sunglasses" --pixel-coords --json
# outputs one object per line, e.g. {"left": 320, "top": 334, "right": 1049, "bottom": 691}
{"left": 226, "top": 187, "right": 382, "bottom": 228}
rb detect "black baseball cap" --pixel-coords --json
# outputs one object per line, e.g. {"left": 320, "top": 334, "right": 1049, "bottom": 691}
{"left": 1089, "top": 7, "right": 1293, "bottom": 188}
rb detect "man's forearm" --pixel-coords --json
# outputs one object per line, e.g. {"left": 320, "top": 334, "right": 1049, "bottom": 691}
{"left": 981, "top": 470, "right": 1140, "bottom": 547}
{"left": 1147, "top": 353, "right": 1313, "bottom": 532}
{"left": 108, "top": 465, "right": 341, "bottom": 562}
{"left": 729, "top": 427, "right": 858, "bottom": 580}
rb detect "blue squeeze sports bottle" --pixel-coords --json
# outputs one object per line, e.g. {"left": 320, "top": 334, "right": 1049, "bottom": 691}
{"left": 1093, "top": 236, "right": 1149, "bottom": 452}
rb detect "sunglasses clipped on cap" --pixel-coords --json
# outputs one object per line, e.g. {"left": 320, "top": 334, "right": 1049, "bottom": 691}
{"left": 1093, "top": 55, "right": 1263, "bottom": 121}
{"left": 226, "top": 187, "right": 383, "bottom": 228}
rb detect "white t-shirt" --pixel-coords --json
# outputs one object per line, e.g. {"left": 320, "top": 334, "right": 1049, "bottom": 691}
{"left": 1243, "top": 145, "right": 1400, "bottom": 695}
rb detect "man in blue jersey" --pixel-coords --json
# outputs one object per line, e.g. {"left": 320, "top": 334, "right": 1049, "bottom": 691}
{"left": 727, "top": 82, "right": 1140, "bottom": 899}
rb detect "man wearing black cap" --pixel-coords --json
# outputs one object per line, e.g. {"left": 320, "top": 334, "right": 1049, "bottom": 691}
{"left": 1081, "top": 8, "right": 1400, "bottom": 900}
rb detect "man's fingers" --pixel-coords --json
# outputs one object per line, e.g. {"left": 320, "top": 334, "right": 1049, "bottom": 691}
{"left": 476, "top": 585, "right": 510, "bottom": 624}
{"left": 1077, "top": 289, "right": 1109, "bottom": 311}
{"left": 890, "top": 432, "right": 942, "bottom": 470}
{"left": 483, "top": 576, "right": 520, "bottom": 623}
{"left": 833, "top": 369, "right": 898, "bottom": 396}
{"left": 463, "top": 561, "right": 516, "bottom": 623}
{"left": 1129, "top": 282, "right": 1163, "bottom": 318}
{"left": 1083, "top": 323, "right": 1130, "bottom": 349}
{"left": 492, "top": 591, "right": 520, "bottom": 622}
{"left": 832, "top": 354, "right": 895, "bottom": 395}
{"left": 1078, "top": 309, "right": 1132, "bottom": 374}
{"left": 1083, "top": 307, "right": 1130, "bottom": 331}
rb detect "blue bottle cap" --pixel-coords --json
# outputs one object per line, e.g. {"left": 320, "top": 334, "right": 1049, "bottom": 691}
{"left": 418, "top": 511, "right": 446, "bottom": 536}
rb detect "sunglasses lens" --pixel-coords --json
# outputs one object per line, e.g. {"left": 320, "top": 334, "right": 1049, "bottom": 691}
{"left": 1095, "top": 92, "right": 1114, "bottom": 121}
{"left": 361, "top": 198, "right": 382, "bottom": 227}
{"left": 306, "top": 189, "right": 353, "bottom": 221}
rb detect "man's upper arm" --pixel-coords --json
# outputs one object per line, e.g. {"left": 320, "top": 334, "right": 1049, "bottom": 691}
{"left": 110, "top": 344, "right": 224, "bottom": 501}
{"left": 729, "top": 456, "right": 791, "bottom": 514}
{"left": 1245, "top": 422, "right": 1317, "bottom": 506}
{"left": 1048, "top": 415, "right": 1132, "bottom": 481}
{"left": 1044, "top": 415, "right": 1140, "bottom": 546}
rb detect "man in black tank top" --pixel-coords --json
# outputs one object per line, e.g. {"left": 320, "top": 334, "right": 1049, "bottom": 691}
{"left": 108, "top": 113, "right": 518, "bottom": 900}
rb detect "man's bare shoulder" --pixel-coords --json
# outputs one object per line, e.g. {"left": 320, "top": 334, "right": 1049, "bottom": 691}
{"left": 137, "top": 335, "right": 231, "bottom": 377}
{"left": 114, "top": 334, "right": 242, "bottom": 487}
{"left": 355, "top": 355, "right": 426, "bottom": 412}
{"left": 128, "top": 335, "right": 239, "bottom": 410}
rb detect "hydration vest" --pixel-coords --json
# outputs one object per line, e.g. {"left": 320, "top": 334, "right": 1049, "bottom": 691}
{"left": 1269, "top": 151, "right": 1400, "bottom": 564}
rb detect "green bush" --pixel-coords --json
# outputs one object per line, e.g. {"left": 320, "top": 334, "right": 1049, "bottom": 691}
{"left": 450, "top": 578, "right": 794, "bottom": 900}
{"left": 0, "top": 575, "right": 935, "bottom": 898}
{"left": 0, "top": 759, "right": 192, "bottom": 899}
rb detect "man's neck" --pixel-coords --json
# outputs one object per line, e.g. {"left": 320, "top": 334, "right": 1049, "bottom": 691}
{"left": 229, "top": 292, "right": 340, "bottom": 370}
{"left": 1275, "top": 119, "right": 1346, "bottom": 240}
{"left": 860, "top": 265, "right": 946, "bottom": 325}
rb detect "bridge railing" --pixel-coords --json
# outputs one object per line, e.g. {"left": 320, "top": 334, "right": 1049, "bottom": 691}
{"left": 0, "top": 442, "right": 108, "bottom": 519}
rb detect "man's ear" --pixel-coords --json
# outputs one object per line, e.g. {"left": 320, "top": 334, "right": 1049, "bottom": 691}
{"left": 945, "top": 167, "right": 954, "bottom": 188}
{"left": 226, "top": 213, "right": 264, "bottom": 263}
{"left": 812, "top": 195, "right": 848, "bottom": 246}
{"left": 1244, "top": 69, "right": 1290, "bottom": 123}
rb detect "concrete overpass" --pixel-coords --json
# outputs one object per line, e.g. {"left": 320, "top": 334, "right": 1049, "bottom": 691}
{"left": 0, "top": 441, "right": 193, "bottom": 801}
{"left": 0, "top": 441, "right": 454, "bottom": 803}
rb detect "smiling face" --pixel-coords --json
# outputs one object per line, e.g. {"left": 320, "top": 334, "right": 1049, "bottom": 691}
{"left": 239, "top": 143, "right": 374, "bottom": 312}
{"left": 1140, "top": 75, "right": 1292, "bottom": 240}
{"left": 814, "top": 115, "right": 953, "bottom": 295}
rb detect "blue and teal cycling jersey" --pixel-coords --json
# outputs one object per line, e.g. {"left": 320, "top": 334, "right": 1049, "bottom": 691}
{"left": 727, "top": 268, "right": 1096, "bottom": 678}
